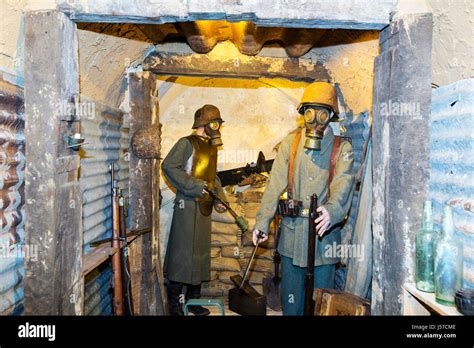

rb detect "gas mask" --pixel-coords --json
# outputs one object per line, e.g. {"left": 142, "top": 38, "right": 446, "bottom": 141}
{"left": 205, "top": 120, "right": 223, "bottom": 146}
{"left": 303, "top": 106, "right": 333, "bottom": 150}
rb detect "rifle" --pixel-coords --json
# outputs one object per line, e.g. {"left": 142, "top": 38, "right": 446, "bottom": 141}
{"left": 304, "top": 194, "right": 318, "bottom": 316}
{"left": 217, "top": 151, "right": 274, "bottom": 187}
{"left": 109, "top": 163, "right": 125, "bottom": 316}
{"left": 89, "top": 228, "right": 151, "bottom": 247}
{"left": 205, "top": 189, "right": 249, "bottom": 232}
{"left": 118, "top": 189, "right": 134, "bottom": 316}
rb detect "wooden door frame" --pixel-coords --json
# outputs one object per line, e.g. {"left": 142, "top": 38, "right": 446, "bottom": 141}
{"left": 23, "top": 6, "right": 432, "bottom": 315}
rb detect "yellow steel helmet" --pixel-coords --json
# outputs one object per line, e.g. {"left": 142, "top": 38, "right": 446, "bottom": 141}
{"left": 297, "top": 82, "right": 339, "bottom": 117}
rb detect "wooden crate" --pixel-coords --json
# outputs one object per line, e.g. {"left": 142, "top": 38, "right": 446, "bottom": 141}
{"left": 314, "top": 288, "right": 370, "bottom": 316}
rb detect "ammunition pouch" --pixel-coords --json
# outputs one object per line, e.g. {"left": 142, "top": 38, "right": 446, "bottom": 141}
{"left": 277, "top": 198, "right": 303, "bottom": 217}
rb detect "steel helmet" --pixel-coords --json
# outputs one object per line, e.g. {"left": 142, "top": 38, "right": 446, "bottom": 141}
{"left": 297, "top": 82, "right": 339, "bottom": 117}
{"left": 192, "top": 104, "right": 224, "bottom": 129}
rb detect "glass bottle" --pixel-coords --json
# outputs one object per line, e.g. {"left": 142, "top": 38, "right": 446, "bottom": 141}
{"left": 434, "top": 205, "right": 463, "bottom": 305}
{"left": 415, "top": 201, "right": 436, "bottom": 292}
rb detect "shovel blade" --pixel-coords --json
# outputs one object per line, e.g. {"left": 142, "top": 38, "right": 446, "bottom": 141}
{"left": 262, "top": 276, "right": 282, "bottom": 311}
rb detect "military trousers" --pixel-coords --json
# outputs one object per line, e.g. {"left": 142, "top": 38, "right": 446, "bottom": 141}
{"left": 280, "top": 255, "right": 336, "bottom": 315}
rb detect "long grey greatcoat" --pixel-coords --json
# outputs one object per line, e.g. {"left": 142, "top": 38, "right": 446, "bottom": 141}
{"left": 255, "top": 127, "right": 355, "bottom": 267}
{"left": 162, "top": 136, "right": 226, "bottom": 285}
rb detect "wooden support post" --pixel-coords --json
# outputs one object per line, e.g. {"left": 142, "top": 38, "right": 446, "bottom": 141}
{"left": 371, "top": 13, "right": 433, "bottom": 315}
{"left": 23, "top": 11, "right": 83, "bottom": 315}
{"left": 128, "top": 71, "right": 167, "bottom": 315}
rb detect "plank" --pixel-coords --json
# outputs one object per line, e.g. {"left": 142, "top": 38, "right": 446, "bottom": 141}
{"left": 82, "top": 246, "right": 118, "bottom": 277}
{"left": 58, "top": 0, "right": 394, "bottom": 30}
{"left": 23, "top": 10, "right": 82, "bottom": 315}
{"left": 128, "top": 71, "right": 167, "bottom": 315}
{"left": 371, "top": 13, "right": 433, "bottom": 315}
{"left": 143, "top": 51, "right": 330, "bottom": 82}
{"left": 403, "top": 283, "right": 462, "bottom": 316}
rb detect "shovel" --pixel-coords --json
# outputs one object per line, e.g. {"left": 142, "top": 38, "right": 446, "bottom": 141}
{"left": 262, "top": 216, "right": 282, "bottom": 311}
{"left": 228, "top": 231, "right": 267, "bottom": 316}
{"left": 262, "top": 250, "right": 282, "bottom": 311}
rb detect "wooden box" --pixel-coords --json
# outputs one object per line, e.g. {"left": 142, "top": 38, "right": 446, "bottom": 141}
{"left": 314, "top": 288, "right": 370, "bottom": 316}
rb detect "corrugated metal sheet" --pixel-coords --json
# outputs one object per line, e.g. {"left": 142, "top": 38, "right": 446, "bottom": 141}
{"left": 78, "top": 22, "right": 329, "bottom": 58}
{"left": 429, "top": 79, "right": 474, "bottom": 288}
{"left": 80, "top": 97, "right": 130, "bottom": 315}
{"left": 343, "top": 112, "right": 371, "bottom": 231}
{"left": 84, "top": 261, "right": 113, "bottom": 315}
{"left": 0, "top": 75, "right": 25, "bottom": 315}
{"left": 334, "top": 112, "right": 370, "bottom": 290}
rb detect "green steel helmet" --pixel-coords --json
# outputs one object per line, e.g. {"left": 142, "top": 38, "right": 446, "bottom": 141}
{"left": 192, "top": 104, "right": 224, "bottom": 129}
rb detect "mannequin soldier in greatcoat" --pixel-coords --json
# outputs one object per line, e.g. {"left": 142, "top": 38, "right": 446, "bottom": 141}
{"left": 162, "top": 104, "right": 227, "bottom": 316}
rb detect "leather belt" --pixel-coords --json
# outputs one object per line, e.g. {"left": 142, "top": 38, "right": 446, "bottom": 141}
{"left": 299, "top": 208, "right": 310, "bottom": 217}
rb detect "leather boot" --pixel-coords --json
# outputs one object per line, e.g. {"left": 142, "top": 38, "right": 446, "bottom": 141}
{"left": 186, "top": 283, "right": 210, "bottom": 316}
{"left": 167, "top": 281, "right": 184, "bottom": 316}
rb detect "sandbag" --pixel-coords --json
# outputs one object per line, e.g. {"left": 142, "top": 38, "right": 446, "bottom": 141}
{"left": 211, "top": 256, "right": 241, "bottom": 272}
{"left": 210, "top": 247, "right": 221, "bottom": 258}
{"left": 211, "top": 202, "right": 243, "bottom": 223}
{"left": 209, "top": 271, "right": 219, "bottom": 281}
{"left": 218, "top": 271, "right": 241, "bottom": 285}
{"left": 239, "top": 257, "right": 273, "bottom": 273}
{"left": 211, "top": 221, "right": 240, "bottom": 235}
{"left": 240, "top": 246, "right": 274, "bottom": 260}
{"left": 242, "top": 230, "right": 276, "bottom": 249}
{"left": 240, "top": 189, "right": 264, "bottom": 203}
{"left": 245, "top": 270, "right": 269, "bottom": 285}
{"left": 201, "top": 280, "right": 235, "bottom": 297}
{"left": 220, "top": 246, "right": 241, "bottom": 259}
{"left": 242, "top": 202, "right": 260, "bottom": 218}
{"left": 211, "top": 233, "right": 238, "bottom": 247}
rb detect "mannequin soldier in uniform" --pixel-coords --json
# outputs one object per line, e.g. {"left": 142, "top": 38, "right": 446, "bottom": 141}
{"left": 253, "top": 82, "right": 355, "bottom": 315}
{"left": 162, "top": 104, "right": 227, "bottom": 316}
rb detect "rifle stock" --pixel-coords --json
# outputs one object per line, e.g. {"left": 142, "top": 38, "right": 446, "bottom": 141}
{"left": 304, "top": 194, "right": 318, "bottom": 316}
{"left": 119, "top": 192, "right": 134, "bottom": 315}
{"left": 110, "top": 163, "right": 125, "bottom": 316}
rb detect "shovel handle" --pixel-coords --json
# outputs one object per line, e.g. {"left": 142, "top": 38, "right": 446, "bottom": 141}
{"left": 240, "top": 231, "right": 265, "bottom": 289}
{"left": 273, "top": 250, "right": 281, "bottom": 279}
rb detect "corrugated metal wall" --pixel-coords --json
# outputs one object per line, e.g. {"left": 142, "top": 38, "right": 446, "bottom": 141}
{"left": 429, "top": 79, "right": 474, "bottom": 288}
{"left": 84, "top": 261, "right": 113, "bottom": 316}
{"left": 80, "top": 97, "right": 130, "bottom": 315}
{"left": 343, "top": 112, "right": 371, "bottom": 232}
{"left": 334, "top": 112, "right": 371, "bottom": 290}
{"left": 0, "top": 75, "right": 25, "bottom": 315}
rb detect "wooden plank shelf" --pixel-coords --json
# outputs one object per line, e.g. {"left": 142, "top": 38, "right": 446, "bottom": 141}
{"left": 82, "top": 245, "right": 117, "bottom": 277}
{"left": 403, "top": 283, "right": 462, "bottom": 316}
{"left": 82, "top": 235, "right": 139, "bottom": 277}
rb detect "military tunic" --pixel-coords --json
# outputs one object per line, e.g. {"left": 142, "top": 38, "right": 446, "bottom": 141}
{"left": 255, "top": 127, "right": 355, "bottom": 267}
{"left": 162, "top": 135, "right": 226, "bottom": 285}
